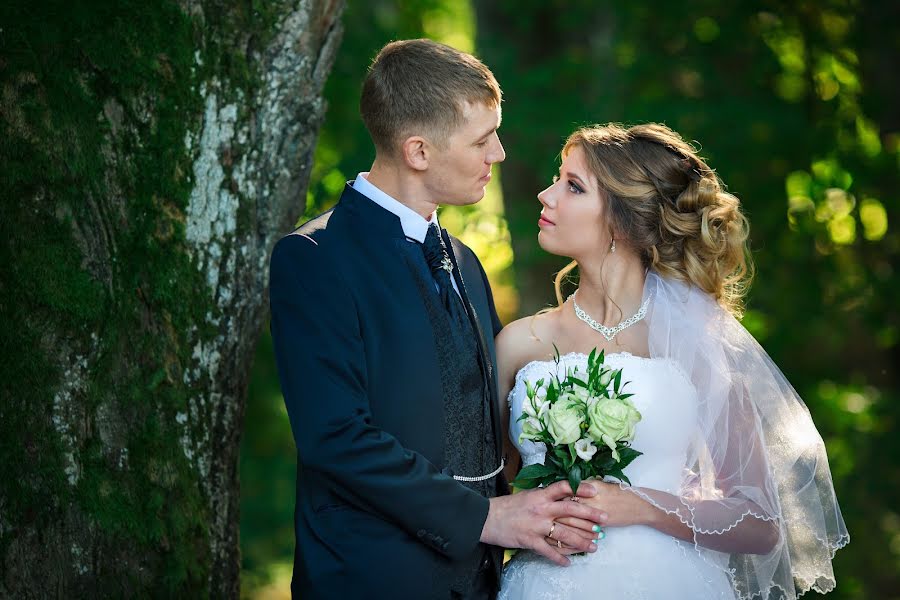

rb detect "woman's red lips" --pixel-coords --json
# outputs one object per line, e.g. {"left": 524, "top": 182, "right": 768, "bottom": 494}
{"left": 539, "top": 214, "right": 555, "bottom": 227}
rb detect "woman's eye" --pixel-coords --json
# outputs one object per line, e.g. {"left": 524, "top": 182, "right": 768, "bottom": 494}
{"left": 568, "top": 181, "right": 584, "bottom": 194}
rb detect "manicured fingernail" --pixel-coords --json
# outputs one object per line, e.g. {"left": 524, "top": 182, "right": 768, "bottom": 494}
{"left": 598, "top": 531, "right": 606, "bottom": 540}
{"left": 600, "top": 513, "right": 608, "bottom": 521}
{"left": 592, "top": 525, "right": 601, "bottom": 532}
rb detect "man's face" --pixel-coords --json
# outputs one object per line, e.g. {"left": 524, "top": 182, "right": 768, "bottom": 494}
{"left": 424, "top": 101, "right": 505, "bottom": 206}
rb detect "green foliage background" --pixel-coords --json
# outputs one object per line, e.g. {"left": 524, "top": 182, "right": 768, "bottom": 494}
{"left": 240, "top": 1, "right": 898, "bottom": 597}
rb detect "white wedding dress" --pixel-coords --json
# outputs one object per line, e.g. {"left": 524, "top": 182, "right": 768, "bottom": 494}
{"left": 499, "top": 351, "right": 737, "bottom": 600}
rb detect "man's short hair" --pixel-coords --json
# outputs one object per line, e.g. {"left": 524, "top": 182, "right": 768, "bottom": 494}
{"left": 360, "top": 38, "right": 502, "bottom": 155}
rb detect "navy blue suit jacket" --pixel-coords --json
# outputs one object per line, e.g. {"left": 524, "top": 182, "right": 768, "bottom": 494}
{"left": 269, "top": 184, "right": 507, "bottom": 599}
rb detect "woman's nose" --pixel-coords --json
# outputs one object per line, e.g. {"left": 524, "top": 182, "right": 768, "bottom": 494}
{"left": 538, "top": 186, "right": 554, "bottom": 208}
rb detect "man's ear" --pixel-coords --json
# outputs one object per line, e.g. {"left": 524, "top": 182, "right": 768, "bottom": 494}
{"left": 401, "top": 136, "right": 430, "bottom": 171}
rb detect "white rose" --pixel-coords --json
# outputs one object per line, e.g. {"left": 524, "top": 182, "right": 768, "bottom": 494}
{"left": 546, "top": 401, "right": 584, "bottom": 446}
{"left": 587, "top": 396, "right": 642, "bottom": 461}
{"left": 574, "top": 438, "right": 597, "bottom": 461}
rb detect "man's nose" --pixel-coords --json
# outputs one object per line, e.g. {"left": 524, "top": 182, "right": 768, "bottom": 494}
{"left": 489, "top": 136, "right": 506, "bottom": 164}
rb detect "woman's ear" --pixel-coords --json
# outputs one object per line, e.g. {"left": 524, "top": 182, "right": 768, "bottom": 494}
{"left": 401, "top": 136, "right": 429, "bottom": 171}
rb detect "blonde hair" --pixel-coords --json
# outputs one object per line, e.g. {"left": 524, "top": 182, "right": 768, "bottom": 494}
{"left": 361, "top": 39, "right": 501, "bottom": 155}
{"left": 554, "top": 123, "right": 753, "bottom": 317}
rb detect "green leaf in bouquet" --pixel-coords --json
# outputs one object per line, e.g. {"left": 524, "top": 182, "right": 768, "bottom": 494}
{"left": 614, "top": 368, "right": 622, "bottom": 390}
{"left": 614, "top": 446, "right": 643, "bottom": 470}
{"left": 547, "top": 381, "right": 560, "bottom": 403}
{"left": 592, "top": 451, "right": 618, "bottom": 472}
{"left": 546, "top": 451, "right": 563, "bottom": 471}
{"left": 567, "top": 464, "right": 583, "bottom": 495}
{"left": 553, "top": 445, "right": 572, "bottom": 471}
{"left": 568, "top": 376, "right": 588, "bottom": 389}
{"left": 512, "top": 463, "right": 558, "bottom": 489}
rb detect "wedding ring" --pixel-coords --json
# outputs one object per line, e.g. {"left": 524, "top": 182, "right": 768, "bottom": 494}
{"left": 556, "top": 539, "right": 562, "bottom": 549}
{"left": 571, "top": 496, "right": 580, "bottom": 502}
{"left": 547, "top": 523, "right": 556, "bottom": 539}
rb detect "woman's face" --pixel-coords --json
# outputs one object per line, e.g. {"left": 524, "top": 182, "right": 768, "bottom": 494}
{"left": 537, "top": 145, "right": 611, "bottom": 259}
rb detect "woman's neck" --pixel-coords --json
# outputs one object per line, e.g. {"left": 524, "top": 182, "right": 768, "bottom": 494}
{"left": 573, "top": 250, "right": 646, "bottom": 326}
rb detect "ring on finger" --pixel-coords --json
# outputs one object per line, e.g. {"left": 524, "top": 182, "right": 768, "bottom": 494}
{"left": 547, "top": 523, "right": 556, "bottom": 539}
{"left": 556, "top": 539, "right": 562, "bottom": 549}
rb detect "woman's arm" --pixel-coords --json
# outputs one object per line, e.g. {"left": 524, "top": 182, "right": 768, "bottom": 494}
{"left": 581, "top": 482, "right": 778, "bottom": 554}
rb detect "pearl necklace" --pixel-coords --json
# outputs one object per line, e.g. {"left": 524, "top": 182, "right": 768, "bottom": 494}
{"left": 570, "top": 291, "right": 651, "bottom": 342}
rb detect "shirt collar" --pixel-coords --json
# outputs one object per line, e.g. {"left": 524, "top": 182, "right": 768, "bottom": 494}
{"left": 352, "top": 172, "right": 438, "bottom": 243}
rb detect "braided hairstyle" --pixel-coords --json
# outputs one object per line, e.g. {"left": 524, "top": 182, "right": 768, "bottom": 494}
{"left": 555, "top": 123, "right": 752, "bottom": 317}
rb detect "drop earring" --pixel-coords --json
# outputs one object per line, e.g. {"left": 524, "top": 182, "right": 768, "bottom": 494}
{"left": 610, "top": 238, "right": 616, "bottom": 253}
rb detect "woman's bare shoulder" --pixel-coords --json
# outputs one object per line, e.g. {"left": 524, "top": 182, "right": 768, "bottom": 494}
{"left": 496, "top": 310, "right": 560, "bottom": 375}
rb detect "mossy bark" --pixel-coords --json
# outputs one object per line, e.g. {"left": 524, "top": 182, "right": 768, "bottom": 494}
{"left": 0, "top": 0, "right": 343, "bottom": 596}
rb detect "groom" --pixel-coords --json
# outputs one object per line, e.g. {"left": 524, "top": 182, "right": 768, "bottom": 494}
{"left": 269, "top": 39, "right": 606, "bottom": 599}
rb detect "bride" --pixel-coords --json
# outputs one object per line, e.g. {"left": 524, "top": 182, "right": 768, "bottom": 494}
{"left": 495, "top": 123, "right": 848, "bottom": 599}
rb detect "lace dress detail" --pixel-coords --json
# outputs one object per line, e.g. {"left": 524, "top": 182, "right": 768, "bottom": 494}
{"left": 499, "top": 353, "right": 737, "bottom": 600}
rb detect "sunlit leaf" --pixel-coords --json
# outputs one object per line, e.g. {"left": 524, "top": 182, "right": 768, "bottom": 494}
{"left": 693, "top": 17, "right": 720, "bottom": 43}
{"left": 859, "top": 198, "right": 888, "bottom": 241}
{"left": 856, "top": 116, "right": 882, "bottom": 158}
{"left": 827, "top": 213, "right": 856, "bottom": 245}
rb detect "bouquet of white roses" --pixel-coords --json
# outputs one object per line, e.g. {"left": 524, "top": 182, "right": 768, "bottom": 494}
{"left": 513, "top": 348, "right": 643, "bottom": 493}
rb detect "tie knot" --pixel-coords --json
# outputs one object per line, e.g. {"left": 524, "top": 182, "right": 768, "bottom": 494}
{"left": 423, "top": 224, "right": 451, "bottom": 275}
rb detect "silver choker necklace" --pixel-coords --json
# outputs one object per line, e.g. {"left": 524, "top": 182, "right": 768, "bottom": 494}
{"left": 570, "top": 291, "right": 651, "bottom": 342}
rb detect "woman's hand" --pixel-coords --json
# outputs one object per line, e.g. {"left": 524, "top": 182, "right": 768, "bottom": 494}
{"left": 556, "top": 479, "right": 655, "bottom": 531}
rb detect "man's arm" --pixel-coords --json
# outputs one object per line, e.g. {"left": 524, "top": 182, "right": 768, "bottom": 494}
{"left": 269, "top": 233, "right": 488, "bottom": 561}
{"left": 271, "top": 234, "right": 608, "bottom": 565}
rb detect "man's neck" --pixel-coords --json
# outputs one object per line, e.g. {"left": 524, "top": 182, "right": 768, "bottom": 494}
{"left": 366, "top": 159, "right": 437, "bottom": 220}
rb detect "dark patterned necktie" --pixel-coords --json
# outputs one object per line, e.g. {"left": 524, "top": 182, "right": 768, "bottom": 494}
{"left": 422, "top": 223, "right": 473, "bottom": 334}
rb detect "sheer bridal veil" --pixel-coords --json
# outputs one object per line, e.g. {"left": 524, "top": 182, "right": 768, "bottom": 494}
{"left": 622, "top": 271, "right": 848, "bottom": 599}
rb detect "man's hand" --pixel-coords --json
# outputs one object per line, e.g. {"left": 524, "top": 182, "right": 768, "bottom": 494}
{"left": 480, "top": 480, "right": 608, "bottom": 566}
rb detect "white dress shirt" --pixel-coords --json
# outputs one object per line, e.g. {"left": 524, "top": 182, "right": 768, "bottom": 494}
{"left": 353, "top": 172, "right": 461, "bottom": 297}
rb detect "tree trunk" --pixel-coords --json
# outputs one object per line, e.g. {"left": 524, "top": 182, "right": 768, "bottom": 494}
{"left": 0, "top": 0, "right": 343, "bottom": 596}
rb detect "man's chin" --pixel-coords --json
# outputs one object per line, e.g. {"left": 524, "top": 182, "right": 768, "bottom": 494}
{"left": 441, "top": 192, "right": 485, "bottom": 207}
{"left": 469, "top": 186, "right": 489, "bottom": 203}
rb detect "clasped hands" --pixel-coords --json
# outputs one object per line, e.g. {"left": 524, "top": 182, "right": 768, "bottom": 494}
{"left": 480, "top": 480, "right": 608, "bottom": 566}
